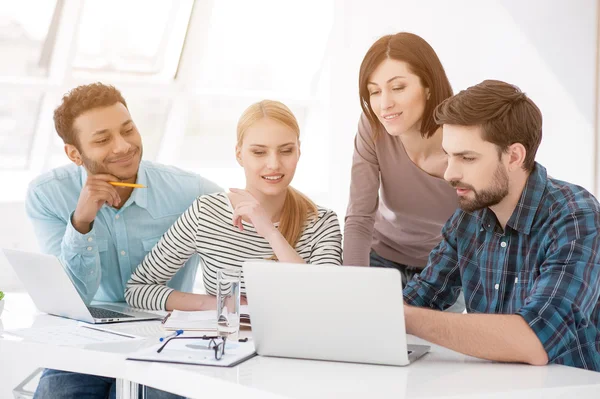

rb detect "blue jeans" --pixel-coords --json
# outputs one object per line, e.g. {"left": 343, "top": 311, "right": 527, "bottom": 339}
{"left": 369, "top": 250, "right": 465, "bottom": 313}
{"left": 33, "top": 369, "right": 185, "bottom": 399}
{"left": 369, "top": 250, "right": 421, "bottom": 286}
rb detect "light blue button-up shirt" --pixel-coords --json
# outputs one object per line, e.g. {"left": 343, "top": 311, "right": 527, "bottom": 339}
{"left": 25, "top": 160, "right": 222, "bottom": 304}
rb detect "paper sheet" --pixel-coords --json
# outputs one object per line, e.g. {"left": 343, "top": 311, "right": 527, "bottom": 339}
{"left": 164, "top": 310, "right": 217, "bottom": 331}
{"left": 78, "top": 321, "right": 166, "bottom": 338}
{"left": 3, "top": 325, "right": 137, "bottom": 346}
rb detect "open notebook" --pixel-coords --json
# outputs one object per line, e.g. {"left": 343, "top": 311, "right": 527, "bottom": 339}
{"left": 163, "top": 305, "right": 251, "bottom": 331}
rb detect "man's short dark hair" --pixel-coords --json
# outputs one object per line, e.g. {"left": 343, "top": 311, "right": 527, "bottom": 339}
{"left": 434, "top": 79, "right": 542, "bottom": 171}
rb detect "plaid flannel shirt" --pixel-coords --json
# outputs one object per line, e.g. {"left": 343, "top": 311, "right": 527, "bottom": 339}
{"left": 403, "top": 163, "right": 600, "bottom": 371}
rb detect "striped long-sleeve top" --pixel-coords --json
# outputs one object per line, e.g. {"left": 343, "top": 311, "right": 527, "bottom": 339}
{"left": 125, "top": 192, "right": 343, "bottom": 310}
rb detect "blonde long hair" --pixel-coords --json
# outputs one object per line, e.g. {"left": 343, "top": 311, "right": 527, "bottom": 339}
{"left": 236, "top": 100, "right": 318, "bottom": 249}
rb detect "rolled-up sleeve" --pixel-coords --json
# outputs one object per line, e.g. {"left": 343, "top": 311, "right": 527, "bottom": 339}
{"left": 516, "top": 209, "right": 600, "bottom": 362}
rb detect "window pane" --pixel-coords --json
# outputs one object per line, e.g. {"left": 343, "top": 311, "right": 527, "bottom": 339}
{"left": 197, "top": 0, "right": 334, "bottom": 98}
{"left": 0, "top": 91, "right": 42, "bottom": 169}
{"left": 73, "top": 0, "right": 192, "bottom": 78}
{"left": 0, "top": 1, "right": 58, "bottom": 77}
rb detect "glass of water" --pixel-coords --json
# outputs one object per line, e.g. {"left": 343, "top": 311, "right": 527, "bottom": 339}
{"left": 216, "top": 269, "right": 241, "bottom": 338}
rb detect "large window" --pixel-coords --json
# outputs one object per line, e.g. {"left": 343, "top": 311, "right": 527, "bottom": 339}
{"left": 0, "top": 0, "right": 58, "bottom": 77}
{"left": 195, "top": 0, "right": 333, "bottom": 97}
{"left": 0, "top": 0, "right": 334, "bottom": 204}
{"left": 0, "top": 0, "right": 195, "bottom": 200}
{"left": 72, "top": 0, "right": 192, "bottom": 80}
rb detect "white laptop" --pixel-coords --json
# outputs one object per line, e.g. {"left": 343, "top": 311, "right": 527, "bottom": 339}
{"left": 2, "top": 248, "right": 161, "bottom": 324}
{"left": 243, "top": 261, "right": 430, "bottom": 366}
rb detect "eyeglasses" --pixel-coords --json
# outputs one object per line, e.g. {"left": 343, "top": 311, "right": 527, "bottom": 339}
{"left": 156, "top": 335, "right": 227, "bottom": 360}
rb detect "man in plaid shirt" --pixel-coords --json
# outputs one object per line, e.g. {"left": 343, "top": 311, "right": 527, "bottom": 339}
{"left": 403, "top": 79, "right": 600, "bottom": 371}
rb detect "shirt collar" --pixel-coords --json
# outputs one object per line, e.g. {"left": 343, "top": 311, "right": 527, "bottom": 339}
{"left": 129, "top": 161, "right": 148, "bottom": 209}
{"left": 479, "top": 162, "right": 546, "bottom": 235}
{"left": 505, "top": 163, "right": 546, "bottom": 235}
{"left": 479, "top": 208, "right": 498, "bottom": 233}
{"left": 79, "top": 161, "right": 148, "bottom": 210}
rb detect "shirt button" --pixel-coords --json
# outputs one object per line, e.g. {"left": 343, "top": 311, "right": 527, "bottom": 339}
{"left": 87, "top": 237, "right": 93, "bottom": 242}
{"left": 121, "top": 250, "right": 126, "bottom": 256}
{"left": 115, "top": 215, "right": 120, "bottom": 220}
{"left": 500, "top": 241, "right": 507, "bottom": 248}
{"left": 494, "top": 283, "right": 499, "bottom": 290}
{"left": 87, "top": 246, "right": 93, "bottom": 251}
{"left": 515, "top": 277, "right": 519, "bottom": 283}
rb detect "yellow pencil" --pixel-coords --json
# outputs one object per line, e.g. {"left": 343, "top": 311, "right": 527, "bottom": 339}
{"left": 108, "top": 181, "right": 146, "bottom": 188}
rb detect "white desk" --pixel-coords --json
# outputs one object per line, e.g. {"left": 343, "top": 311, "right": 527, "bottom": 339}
{"left": 2, "top": 292, "right": 600, "bottom": 399}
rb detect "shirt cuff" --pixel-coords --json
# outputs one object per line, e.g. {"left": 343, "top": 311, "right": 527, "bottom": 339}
{"left": 516, "top": 304, "right": 575, "bottom": 362}
{"left": 403, "top": 280, "right": 428, "bottom": 307}
{"left": 63, "top": 211, "right": 97, "bottom": 251}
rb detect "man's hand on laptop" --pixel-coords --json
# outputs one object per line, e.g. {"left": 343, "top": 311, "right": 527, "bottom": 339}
{"left": 72, "top": 174, "right": 121, "bottom": 234}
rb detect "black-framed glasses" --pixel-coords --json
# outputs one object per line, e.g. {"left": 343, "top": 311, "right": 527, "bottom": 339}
{"left": 156, "top": 335, "right": 227, "bottom": 360}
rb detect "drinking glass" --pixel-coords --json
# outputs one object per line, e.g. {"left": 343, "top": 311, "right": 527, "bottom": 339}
{"left": 216, "top": 269, "right": 241, "bottom": 338}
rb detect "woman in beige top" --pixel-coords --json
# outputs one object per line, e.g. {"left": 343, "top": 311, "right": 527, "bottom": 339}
{"left": 344, "top": 32, "right": 462, "bottom": 310}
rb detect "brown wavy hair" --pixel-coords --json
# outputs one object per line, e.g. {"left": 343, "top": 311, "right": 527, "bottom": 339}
{"left": 54, "top": 82, "right": 128, "bottom": 149}
{"left": 434, "top": 79, "right": 542, "bottom": 171}
{"left": 358, "top": 32, "right": 453, "bottom": 139}
{"left": 236, "top": 100, "right": 318, "bottom": 250}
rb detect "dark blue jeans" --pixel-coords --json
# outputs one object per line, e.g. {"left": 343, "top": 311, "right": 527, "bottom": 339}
{"left": 33, "top": 369, "right": 185, "bottom": 399}
{"left": 369, "top": 250, "right": 421, "bottom": 286}
{"left": 369, "top": 250, "right": 466, "bottom": 313}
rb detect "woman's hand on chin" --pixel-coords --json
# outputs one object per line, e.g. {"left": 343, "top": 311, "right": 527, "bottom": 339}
{"left": 229, "top": 188, "right": 278, "bottom": 239}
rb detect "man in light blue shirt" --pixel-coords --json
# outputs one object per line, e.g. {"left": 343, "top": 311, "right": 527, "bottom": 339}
{"left": 26, "top": 161, "right": 218, "bottom": 304}
{"left": 25, "top": 83, "right": 220, "bottom": 399}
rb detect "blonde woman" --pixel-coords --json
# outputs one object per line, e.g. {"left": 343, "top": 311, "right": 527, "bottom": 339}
{"left": 125, "top": 100, "right": 343, "bottom": 310}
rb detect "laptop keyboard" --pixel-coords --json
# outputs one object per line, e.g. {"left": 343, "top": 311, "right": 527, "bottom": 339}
{"left": 88, "top": 306, "right": 133, "bottom": 319}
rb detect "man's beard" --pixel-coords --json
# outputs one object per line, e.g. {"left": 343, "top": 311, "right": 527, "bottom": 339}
{"left": 450, "top": 163, "right": 509, "bottom": 212}
{"left": 81, "top": 146, "right": 142, "bottom": 181}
